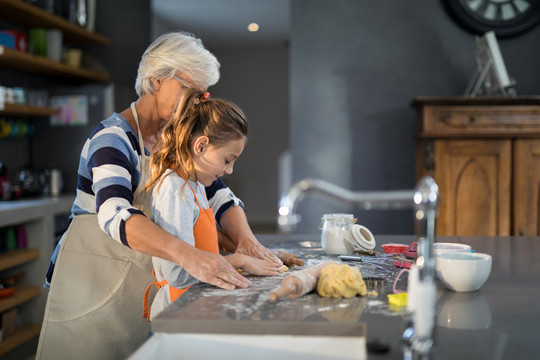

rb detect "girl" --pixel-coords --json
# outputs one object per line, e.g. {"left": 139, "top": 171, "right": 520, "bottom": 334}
{"left": 143, "top": 89, "right": 282, "bottom": 321}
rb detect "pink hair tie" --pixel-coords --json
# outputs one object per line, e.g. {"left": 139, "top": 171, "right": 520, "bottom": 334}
{"left": 200, "top": 92, "right": 210, "bottom": 102}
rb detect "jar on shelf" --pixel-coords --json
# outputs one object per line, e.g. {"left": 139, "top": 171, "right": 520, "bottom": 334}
{"left": 320, "top": 213, "right": 357, "bottom": 255}
{"left": 0, "top": 162, "right": 10, "bottom": 200}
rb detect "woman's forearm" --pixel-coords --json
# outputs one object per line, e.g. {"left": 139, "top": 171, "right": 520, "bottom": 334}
{"left": 124, "top": 214, "right": 191, "bottom": 265}
{"left": 218, "top": 230, "right": 237, "bottom": 253}
{"left": 219, "top": 206, "right": 281, "bottom": 263}
{"left": 219, "top": 206, "right": 255, "bottom": 245}
{"left": 125, "top": 214, "right": 251, "bottom": 289}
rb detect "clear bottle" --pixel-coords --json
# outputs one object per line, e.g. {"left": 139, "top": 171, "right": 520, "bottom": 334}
{"left": 320, "top": 213, "right": 356, "bottom": 255}
{"left": 0, "top": 163, "right": 10, "bottom": 200}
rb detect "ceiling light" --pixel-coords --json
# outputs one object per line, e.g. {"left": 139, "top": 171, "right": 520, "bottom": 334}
{"left": 247, "top": 23, "right": 259, "bottom": 32}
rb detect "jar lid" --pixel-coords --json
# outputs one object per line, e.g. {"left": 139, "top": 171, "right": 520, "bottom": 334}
{"left": 322, "top": 213, "right": 355, "bottom": 221}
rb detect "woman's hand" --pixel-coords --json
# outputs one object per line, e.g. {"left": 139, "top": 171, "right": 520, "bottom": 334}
{"left": 179, "top": 247, "right": 251, "bottom": 290}
{"left": 126, "top": 215, "right": 250, "bottom": 291}
{"left": 226, "top": 253, "right": 283, "bottom": 276}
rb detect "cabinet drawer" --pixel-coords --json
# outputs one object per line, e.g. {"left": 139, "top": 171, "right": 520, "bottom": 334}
{"left": 421, "top": 105, "right": 540, "bottom": 137}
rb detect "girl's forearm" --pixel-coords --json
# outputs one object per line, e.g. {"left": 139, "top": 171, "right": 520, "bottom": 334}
{"left": 218, "top": 230, "right": 237, "bottom": 253}
{"left": 224, "top": 253, "right": 245, "bottom": 269}
{"left": 219, "top": 206, "right": 281, "bottom": 263}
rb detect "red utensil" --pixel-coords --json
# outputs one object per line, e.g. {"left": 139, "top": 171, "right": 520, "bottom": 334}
{"left": 381, "top": 243, "right": 408, "bottom": 255}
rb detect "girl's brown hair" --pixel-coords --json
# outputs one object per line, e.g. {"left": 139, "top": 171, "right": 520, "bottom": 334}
{"left": 144, "top": 89, "right": 248, "bottom": 192}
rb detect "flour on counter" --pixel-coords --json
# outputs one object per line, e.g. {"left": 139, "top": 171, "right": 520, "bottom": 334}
{"left": 172, "top": 247, "right": 406, "bottom": 321}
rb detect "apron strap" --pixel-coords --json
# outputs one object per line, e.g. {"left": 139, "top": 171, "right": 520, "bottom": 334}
{"left": 142, "top": 269, "right": 168, "bottom": 322}
{"left": 130, "top": 102, "right": 152, "bottom": 217}
{"left": 174, "top": 168, "right": 207, "bottom": 211}
{"left": 130, "top": 102, "right": 147, "bottom": 159}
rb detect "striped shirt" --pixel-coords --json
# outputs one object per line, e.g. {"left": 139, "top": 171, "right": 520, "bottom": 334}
{"left": 45, "top": 112, "right": 243, "bottom": 286}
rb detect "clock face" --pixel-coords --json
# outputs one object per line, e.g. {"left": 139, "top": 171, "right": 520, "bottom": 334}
{"left": 443, "top": 0, "right": 540, "bottom": 38}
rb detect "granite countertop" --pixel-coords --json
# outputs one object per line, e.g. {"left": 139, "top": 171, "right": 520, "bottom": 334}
{"left": 150, "top": 234, "right": 540, "bottom": 359}
{"left": 153, "top": 238, "right": 402, "bottom": 334}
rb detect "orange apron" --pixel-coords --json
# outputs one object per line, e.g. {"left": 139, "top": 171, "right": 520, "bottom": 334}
{"left": 143, "top": 170, "right": 219, "bottom": 321}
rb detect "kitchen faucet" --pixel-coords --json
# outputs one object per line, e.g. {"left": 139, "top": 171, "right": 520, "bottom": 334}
{"left": 277, "top": 176, "right": 439, "bottom": 358}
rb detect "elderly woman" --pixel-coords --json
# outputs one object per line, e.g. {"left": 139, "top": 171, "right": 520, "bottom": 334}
{"left": 36, "top": 32, "right": 281, "bottom": 360}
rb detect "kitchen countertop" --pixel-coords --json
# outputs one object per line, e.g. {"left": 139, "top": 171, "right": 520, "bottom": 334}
{"left": 0, "top": 194, "right": 74, "bottom": 226}
{"left": 137, "top": 234, "right": 540, "bottom": 359}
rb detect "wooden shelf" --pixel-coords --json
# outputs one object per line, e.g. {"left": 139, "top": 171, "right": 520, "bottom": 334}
{"left": 0, "top": 46, "right": 110, "bottom": 83}
{"left": 0, "top": 323, "right": 40, "bottom": 356}
{"left": 0, "top": 103, "right": 59, "bottom": 117}
{"left": 412, "top": 96, "right": 540, "bottom": 107}
{"left": 0, "top": 249, "right": 40, "bottom": 272}
{"left": 0, "top": 0, "right": 109, "bottom": 45}
{"left": 0, "top": 285, "right": 41, "bottom": 313}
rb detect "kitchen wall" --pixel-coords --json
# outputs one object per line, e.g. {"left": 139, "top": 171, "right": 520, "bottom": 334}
{"left": 209, "top": 46, "right": 289, "bottom": 227}
{"left": 290, "top": 0, "right": 540, "bottom": 234}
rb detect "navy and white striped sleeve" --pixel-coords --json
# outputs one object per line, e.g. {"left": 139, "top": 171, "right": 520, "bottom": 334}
{"left": 86, "top": 125, "right": 144, "bottom": 246}
{"left": 205, "top": 178, "right": 244, "bottom": 225}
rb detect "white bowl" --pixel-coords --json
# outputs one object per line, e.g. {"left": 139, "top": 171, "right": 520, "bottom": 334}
{"left": 435, "top": 252, "right": 492, "bottom": 292}
{"left": 433, "top": 242, "right": 472, "bottom": 255}
{"left": 417, "top": 242, "right": 472, "bottom": 257}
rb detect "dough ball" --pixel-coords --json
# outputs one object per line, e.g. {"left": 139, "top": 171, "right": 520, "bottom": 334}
{"left": 280, "top": 265, "right": 289, "bottom": 272}
{"left": 317, "top": 263, "right": 367, "bottom": 298}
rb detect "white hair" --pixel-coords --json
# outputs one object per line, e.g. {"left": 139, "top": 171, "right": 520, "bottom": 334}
{"left": 135, "top": 32, "right": 220, "bottom": 96}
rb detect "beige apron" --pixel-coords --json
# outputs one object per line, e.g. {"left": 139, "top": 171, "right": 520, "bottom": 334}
{"left": 36, "top": 103, "right": 155, "bottom": 360}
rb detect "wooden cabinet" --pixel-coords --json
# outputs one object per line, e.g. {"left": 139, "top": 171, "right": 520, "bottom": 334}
{"left": 431, "top": 139, "right": 511, "bottom": 236}
{"left": 414, "top": 96, "right": 540, "bottom": 236}
{"left": 513, "top": 139, "right": 540, "bottom": 235}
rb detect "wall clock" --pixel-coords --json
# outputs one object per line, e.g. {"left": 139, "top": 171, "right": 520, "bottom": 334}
{"left": 443, "top": 0, "right": 540, "bottom": 38}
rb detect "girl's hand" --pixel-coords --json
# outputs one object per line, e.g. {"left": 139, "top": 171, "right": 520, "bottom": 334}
{"left": 180, "top": 248, "right": 251, "bottom": 290}
{"left": 217, "top": 207, "right": 282, "bottom": 265}
{"left": 235, "top": 235, "right": 283, "bottom": 266}
{"left": 226, "top": 253, "right": 283, "bottom": 276}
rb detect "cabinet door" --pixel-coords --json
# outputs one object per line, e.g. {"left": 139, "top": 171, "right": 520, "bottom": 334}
{"left": 513, "top": 139, "right": 540, "bottom": 235}
{"left": 433, "top": 140, "right": 511, "bottom": 236}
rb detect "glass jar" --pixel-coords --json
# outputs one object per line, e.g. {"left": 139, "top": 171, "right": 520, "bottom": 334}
{"left": 320, "top": 213, "right": 356, "bottom": 255}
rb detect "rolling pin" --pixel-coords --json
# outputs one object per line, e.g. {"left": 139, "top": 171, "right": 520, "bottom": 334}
{"left": 273, "top": 249, "right": 305, "bottom": 267}
{"left": 269, "top": 261, "right": 336, "bottom": 301}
